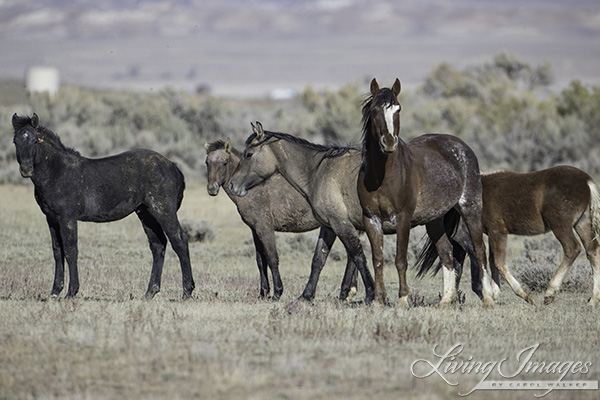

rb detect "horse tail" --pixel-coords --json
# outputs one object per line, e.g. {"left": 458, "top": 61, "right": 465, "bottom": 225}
{"left": 588, "top": 180, "right": 600, "bottom": 241}
{"left": 175, "top": 163, "right": 186, "bottom": 210}
{"left": 414, "top": 208, "right": 461, "bottom": 278}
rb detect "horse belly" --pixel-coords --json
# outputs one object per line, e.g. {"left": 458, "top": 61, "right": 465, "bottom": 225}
{"left": 80, "top": 188, "right": 140, "bottom": 222}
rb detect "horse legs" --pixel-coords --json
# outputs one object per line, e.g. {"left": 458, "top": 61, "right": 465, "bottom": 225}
{"left": 458, "top": 211, "right": 495, "bottom": 307}
{"left": 57, "top": 219, "right": 79, "bottom": 298}
{"left": 544, "top": 227, "right": 582, "bottom": 305}
{"left": 340, "top": 255, "right": 359, "bottom": 301}
{"left": 335, "top": 228, "right": 374, "bottom": 304}
{"left": 363, "top": 214, "right": 386, "bottom": 304}
{"left": 250, "top": 229, "right": 271, "bottom": 299}
{"left": 574, "top": 216, "right": 600, "bottom": 306}
{"left": 299, "top": 226, "right": 337, "bottom": 301}
{"left": 146, "top": 207, "right": 195, "bottom": 299}
{"left": 395, "top": 216, "right": 412, "bottom": 307}
{"left": 136, "top": 206, "right": 168, "bottom": 299}
{"left": 488, "top": 232, "right": 537, "bottom": 306}
{"left": 46, "top": 217, "right": 65, "bottom": 297}
{"left": 252, "top": 228, "right": 283, "bottom": 300}
{"left": 425, "top": 219, "right": 457, "bottom": 306}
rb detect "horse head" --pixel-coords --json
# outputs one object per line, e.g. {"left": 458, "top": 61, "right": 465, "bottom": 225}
{"left": 365, "top": 78, "right": 402, "bottom": 154}
{"left": 204, "top": 137, "right": 235, "bottom": 196}
{"left": 228, "top": 121, "right": 278, "bottom": 197}
{"left": 12, "top": 113, "right": 42, "bottom": 178}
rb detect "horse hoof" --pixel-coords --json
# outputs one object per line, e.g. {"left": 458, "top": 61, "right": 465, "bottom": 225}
{"left": 396, "top": 296, "right": 409, "bottom": 309}
{"left": 344, "top": 287, "right": 358, "bottom": 301}
{"left": 491, "top": 282, "right": 501, "bottom": 300}
{"left": 527, "top": 294, "right": 541, "bottom": 308}
{"left": 182, "top": 290, "right": 193, "bottom": 300}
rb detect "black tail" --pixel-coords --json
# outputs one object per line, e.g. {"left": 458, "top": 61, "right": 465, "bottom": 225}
{"left": 414, "top": 208, "right": 461, "bottom": 278}
{"left": 175, "top": 164, "right": 186, "bottom": 210}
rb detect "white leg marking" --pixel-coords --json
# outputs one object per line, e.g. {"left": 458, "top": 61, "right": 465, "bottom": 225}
{"left": 440, "top": 267, "right": 457, "bottom": 304}
{"left": 481, "top": 267, "right": 496, "bottom": 307}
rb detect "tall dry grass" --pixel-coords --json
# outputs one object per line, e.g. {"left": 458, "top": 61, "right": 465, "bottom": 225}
{"left": 1, "top": 184, "right": 598, "bottom": 399}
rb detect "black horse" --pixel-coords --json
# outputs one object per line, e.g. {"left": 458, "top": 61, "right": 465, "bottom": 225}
{"left": 11, "top": 113, "right": 195, "bottom": 299}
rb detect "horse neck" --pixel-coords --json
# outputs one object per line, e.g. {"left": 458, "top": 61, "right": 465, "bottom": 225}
{"left": 362, "top": 134, "right": 408, "bottom": 191}
{"left": 271, "top": 140, "right": 320, "bottom": 198}
{"left": 222, "top": 152, "right": 241, "bottom": 198}
{"left": 225, "top": 151, "right": 241, "bottom": 182}
{"left": 31, "top": 141, "right": 79, "bottom": 185}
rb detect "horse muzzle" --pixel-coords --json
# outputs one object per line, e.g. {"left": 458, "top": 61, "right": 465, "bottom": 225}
{"left": 228, "top": 181, "right": 247, "bottom": 197}
{"left": 380, "top": 134, "right": 399, "bottom": 154}
{"left": 19, "top": 165, "right": 33, "bottom": 178}
{"left": 207, "top": 183, "right": 220, "bottom": 196}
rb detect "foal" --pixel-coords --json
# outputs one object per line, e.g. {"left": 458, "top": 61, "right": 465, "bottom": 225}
{"left": 12, "top": 113, "right": 195, "bottom": 299}
{"left": 417, "top": 166, "right": 600, "bottom": 306}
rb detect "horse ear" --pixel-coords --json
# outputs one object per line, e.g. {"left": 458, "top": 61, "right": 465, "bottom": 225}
{"left": 251, "top": 122, "right": 257, "bottom": 134}
{"left": 370, "top": 78, "right": 379, "bottom": 96}
{"left": 392, "top": 78, "right": 401, "bottom": 97}
{"left": 255, "top": 121, "right": 265, "bottom": 138}
{"left": 11, "top": 113, "right": 19, "bottom": 129}
{"left": 31, "top": 113, "right": 39, "bottom": 129}
{"left": 204, "top": 141, "right": 210, "bottom": 152}
{"left": 224, "top": 137, "right": 232, "bottom": 153}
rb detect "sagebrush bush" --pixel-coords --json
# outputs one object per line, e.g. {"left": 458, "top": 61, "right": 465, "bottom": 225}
{"left": 2, "top": 53, "right": 599, "bottom": 185}
{"left": 180, "top": 219, "right": 215, "bottom": 243}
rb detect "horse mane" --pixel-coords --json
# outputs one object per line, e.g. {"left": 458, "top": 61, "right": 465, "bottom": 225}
{"left": 247, "top": 130, "right": 358, "bottom": 161}
{"left": 206, "top": 139, "right": 242, "bottom": 158}
{"left": 481, "top": 169, "right": 510, "bottom": 177}
{"left": 14, "top": 115, "right": 80, "bottom": 157}
{"left": 360, "top": 88, "right": 397, "bottom": 150}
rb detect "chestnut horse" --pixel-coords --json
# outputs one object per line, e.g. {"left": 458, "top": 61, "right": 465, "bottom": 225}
{"left": 205, "top": 137, "right": 357, "bottom": 300}
{"left": 417, "top": 166, "right": 600, "bottom": 306}
{"left": 357, "top": 78, "right": 494, "bottom": 307}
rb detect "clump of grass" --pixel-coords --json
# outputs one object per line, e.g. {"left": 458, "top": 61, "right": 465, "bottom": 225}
{"left": 180, "top": 219, "right": 215, "bottom": 243}
{"left": 372, "top": 315, "right": 443, "bottom": 344}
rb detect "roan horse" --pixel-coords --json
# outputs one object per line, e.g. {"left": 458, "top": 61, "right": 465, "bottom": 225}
{"left": 357, "top": 78, "right": 494, "bottom": 307}
{"left": 11, "top": 113, "right": 195, "bottom": 299}
{"left": 205, "top": 136, "right": 357, "bottom": 300}
{"left": 228, "top": 122, "right": 401, "bottom": 304}
{"left": 416, "top": 166, "right": 600, "bottom": 306}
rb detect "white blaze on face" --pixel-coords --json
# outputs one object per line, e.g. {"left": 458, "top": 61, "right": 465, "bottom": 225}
{"left": 384, "top": 104, "right": 400, "bottom": 135}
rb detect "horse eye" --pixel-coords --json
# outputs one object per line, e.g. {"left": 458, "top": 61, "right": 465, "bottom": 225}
{"left": 245, "top": 152, "right": 253, "bottom": 159}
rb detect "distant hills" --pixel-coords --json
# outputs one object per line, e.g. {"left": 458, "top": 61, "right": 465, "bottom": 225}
{"left": 1, "top": 0, "right": 598, "bottom": 97}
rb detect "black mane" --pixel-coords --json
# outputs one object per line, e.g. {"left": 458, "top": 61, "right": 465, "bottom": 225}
{"left": 14, "top": 115, "right": 80, "bottom": 157}
{"left": 247, "top": 130, "right": 358, "bottom": 160}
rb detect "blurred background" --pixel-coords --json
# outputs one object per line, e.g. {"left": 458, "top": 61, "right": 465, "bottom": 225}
{"left": 0, "top": 0, "right": 599, "bottom": 183}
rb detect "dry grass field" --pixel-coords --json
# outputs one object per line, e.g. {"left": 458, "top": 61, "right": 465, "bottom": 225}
{"left": 1, "top": 183, "right": 598, "bottom": 400}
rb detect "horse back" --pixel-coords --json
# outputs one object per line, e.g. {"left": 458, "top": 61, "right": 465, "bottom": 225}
{"left": 481, "top": 166, "right": 591, "bottom": 235}
{"left": 77, "top": 149, "right": 184, "bottom": 221}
